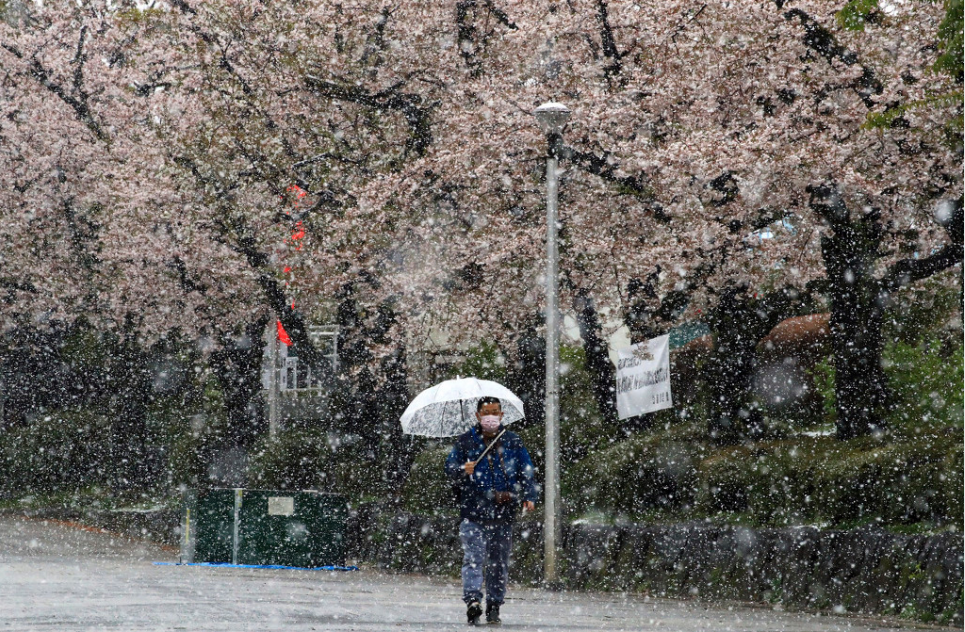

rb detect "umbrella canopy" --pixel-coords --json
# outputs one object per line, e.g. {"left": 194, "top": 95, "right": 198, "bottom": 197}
{"left": 400, "top": 377, "right": 525, "bottom": 437}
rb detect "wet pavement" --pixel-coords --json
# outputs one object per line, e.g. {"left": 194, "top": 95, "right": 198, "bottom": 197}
{"left": 0, "top": 515, "right": 938, "bottom": 631}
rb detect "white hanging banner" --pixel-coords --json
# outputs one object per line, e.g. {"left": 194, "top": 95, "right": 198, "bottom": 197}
{"left": 616, "top": 334, "right": 673, "bottom": 420}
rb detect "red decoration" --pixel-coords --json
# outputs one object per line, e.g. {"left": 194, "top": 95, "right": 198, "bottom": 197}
{"left": 276, "top": 320, "right": 292, "bottom": 346}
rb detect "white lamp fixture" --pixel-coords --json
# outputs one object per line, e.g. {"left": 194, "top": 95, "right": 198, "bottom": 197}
{"left": 533, "top": 102, "right": 571, "bottom": 135}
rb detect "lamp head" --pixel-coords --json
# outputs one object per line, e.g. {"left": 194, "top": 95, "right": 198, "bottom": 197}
{"left": 533, "top": 102, "right": 571, "bottom": 135}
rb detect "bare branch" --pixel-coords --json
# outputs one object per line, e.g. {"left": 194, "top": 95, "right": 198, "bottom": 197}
{"left": 305, "top": 76, "right": 433, "bottom": 158}
{"left": 1, "top": 42, "right": 109, "bottom": 142}
{"left": 561, "top": 142, "right": 671, "bottom": 222}
{"left": 782, "top": 7, "right": 883, "bottom": 109}
{"left": 596, "top": 0, "right": 623, "bottom": 80}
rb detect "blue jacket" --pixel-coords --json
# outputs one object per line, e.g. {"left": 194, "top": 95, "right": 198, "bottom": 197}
{"left": 445, "top": 426, "right": 538, "bottom": 524}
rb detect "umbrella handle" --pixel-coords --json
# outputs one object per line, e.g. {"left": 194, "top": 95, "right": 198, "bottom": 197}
{"left": 474, "top": 428, "right": 507, "bottom": 463}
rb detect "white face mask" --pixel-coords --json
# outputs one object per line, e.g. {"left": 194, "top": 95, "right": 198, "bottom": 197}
{"left": 479, "top": 415, "right": 501, "bottom": 432}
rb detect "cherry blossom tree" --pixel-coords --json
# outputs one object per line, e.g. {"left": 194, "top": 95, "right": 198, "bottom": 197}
{"left": 0, "top": 1, "right": 278, "bottom": 485}
{"left": 2, "top": 0, "right": 959, "bottom": 452}
{"left": 380, "top": 0, "right": 962, "bottom": 441}
{"left": 0, "top": 2, "right": 266, "bottom": 336}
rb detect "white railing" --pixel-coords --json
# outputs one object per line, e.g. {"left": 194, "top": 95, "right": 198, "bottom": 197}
{"left": 274, "top": 325, "right": 338, "bottom": 394}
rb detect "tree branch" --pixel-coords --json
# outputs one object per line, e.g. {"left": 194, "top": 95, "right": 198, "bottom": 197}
{"left": 0, "top": 278, "right": 38, "bottom": 294}
{"left": 456, "top": 0, "right": 482, "bottom": 75}
{"left": 596, "top": 0, "right": 623, "bottom": 80}
{"left": 882, "top": 199, "right": 964, "bottom": 292}
{"left": 782, "top": 7, "right": 883, "bottom": 108}
{"left": 71, "top": 25, "right": 88, "bottom": 96}
{"left": 485, "top": 0, "right": 517, "bottom": 29}
{"left": 561, "top": 143, "right": 671, "bottom": 222}
{"left": 456, "top": 1, "right": 517, "bottom": 76}
{"left": 169, "top": 256, "right": 208, "bottom": 295}
{"left": 882, "top": 243, "right": 964, "bottom": 292}
{"left": 172, "top": 154, "right": 330, "bottom": 373}
{"left": 1, "top": 42, "right": 109, "bottom": 142}
{"left": 806, "top": 181, "right": 851, "bottom": 227}
{"left": 305, "top": 76, "right": 433, "bottom": 158}
{"left": 219, "top": 214, "right": 331, "bottom": 375}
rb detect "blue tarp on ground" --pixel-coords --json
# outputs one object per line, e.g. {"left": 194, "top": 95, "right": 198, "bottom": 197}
{"left": 154, "top": 562, "right": 358, "bottom": 571}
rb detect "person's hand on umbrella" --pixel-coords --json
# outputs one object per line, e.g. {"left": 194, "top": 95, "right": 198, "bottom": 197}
{"left": 463, "top": 460, "right": 476, "bottom": 476}
{"left": 522, "top": 501, "right": 535, "bottom": 513}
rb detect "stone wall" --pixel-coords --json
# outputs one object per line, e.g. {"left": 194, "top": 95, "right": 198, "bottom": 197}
{"left": 347, "top": 508, "right": 963, "bottom": 625}
{"left": 9, "top": 506, "right": 179, "bottom": 549}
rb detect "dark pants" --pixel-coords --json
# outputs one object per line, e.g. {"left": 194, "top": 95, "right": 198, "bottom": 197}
{"left": 459, "top": 519, "right": 512, "bottom": 605}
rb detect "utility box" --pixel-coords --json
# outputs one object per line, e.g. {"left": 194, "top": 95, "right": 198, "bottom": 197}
{"left": 180, "top": 488, "right": 347, "bottom": 567}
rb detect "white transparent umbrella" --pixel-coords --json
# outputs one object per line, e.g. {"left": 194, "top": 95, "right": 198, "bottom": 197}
{"left": 400, "top": 377, "right": 525, "bottom": 437}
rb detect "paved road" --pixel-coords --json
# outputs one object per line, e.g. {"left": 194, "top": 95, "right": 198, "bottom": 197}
{"left": 0, "top": 515, "right": 941, "bottom": 631}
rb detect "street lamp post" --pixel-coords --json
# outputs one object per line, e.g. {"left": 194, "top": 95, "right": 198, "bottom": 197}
{"left": 533, "top": 101, "right": 570, "bottom": 587}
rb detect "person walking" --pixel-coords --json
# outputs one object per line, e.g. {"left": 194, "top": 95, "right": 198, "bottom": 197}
{"left": 445, "top": 396, "right": 538, "bottom": 626}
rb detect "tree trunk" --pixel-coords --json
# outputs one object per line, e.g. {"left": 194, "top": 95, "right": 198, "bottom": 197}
{"left": 704, "top": 288, "right": 766, "bottom": 444}
{"left": 209, "top": 314, "right": 271, "bottom": 449}
{"left": 810, "top": 186, "right": 964, "bottom": 440}
{"left": 821, "top": 224, "right": 888, "bottom": 440}
{"left": 108, "top": 329, "right": 152, "bottom": 492}
{"left": 573, "top": 289, "right": 617, "bottom": 425}
{"left": 507, "top": 315, "right": 545, "bottom": 427}
{"left": 377, "top": 345, "right": 417, "bottom": 500}
{"left": 704, "top": 286, "right": 805, "bottom": 444}
{"left": 332, "top": 288, "right": 417, "bottom": 498}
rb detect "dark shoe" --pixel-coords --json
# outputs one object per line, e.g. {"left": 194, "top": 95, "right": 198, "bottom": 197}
{"left": 467, "top": 601, "right": 482, "bottom": 626}
{"left": 486, "top": 603, "right": 501, "bottom": 625}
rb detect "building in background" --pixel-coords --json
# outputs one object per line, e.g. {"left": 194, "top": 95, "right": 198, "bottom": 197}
{"left": 262, "top": 324, "right": 339, "bottom": 434}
